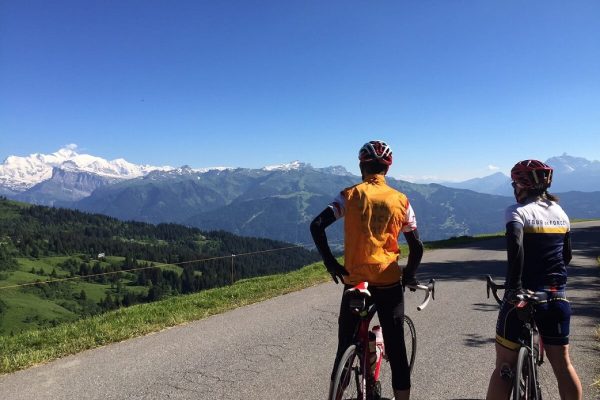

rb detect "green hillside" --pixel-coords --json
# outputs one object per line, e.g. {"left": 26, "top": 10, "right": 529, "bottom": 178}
{"left": 0, "top": 197, "right": 319, "bottom": 335}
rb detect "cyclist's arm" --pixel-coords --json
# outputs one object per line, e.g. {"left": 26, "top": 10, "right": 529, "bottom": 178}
{"left": 505, "top": 221, "right": 524, "bottom": 290}
{"left": 309, "top": 207, "right": 338, "bottom": 267}
{"left": 563, "top": 231, "right": 572, "bottom": 265}
{"left": 402, "top": 229, "right": 423, "bottom": 280}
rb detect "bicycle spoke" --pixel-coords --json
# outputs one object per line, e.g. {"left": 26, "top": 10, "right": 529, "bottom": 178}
{"left": 332, "top": 346, "right": 364, "bottom": 400}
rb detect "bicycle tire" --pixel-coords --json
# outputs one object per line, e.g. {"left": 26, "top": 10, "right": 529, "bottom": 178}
{"left": 403, "top": 315, "right": 417, "bottom": 374}
{"left": 513, "top": 346, "right": 540, "bottom": 400}
{"left": 330, "top": 345, "right": 363, "bottom": 400}
{"left": 372, "top": 315, "right": 416, "bottom": 399}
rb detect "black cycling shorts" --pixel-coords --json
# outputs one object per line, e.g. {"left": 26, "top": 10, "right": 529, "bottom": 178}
{"left": 495, "top": 292, "right": 571, "bottom": 349}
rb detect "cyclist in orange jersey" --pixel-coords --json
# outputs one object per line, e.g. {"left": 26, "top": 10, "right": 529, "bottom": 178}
{"left": 310, "top": 140, "right": 423, "bottom": 400}
{"left": 486, "top": 160, "right": 582, "bottom": 400}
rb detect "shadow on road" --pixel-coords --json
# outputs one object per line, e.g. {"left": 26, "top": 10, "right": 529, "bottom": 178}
{"left": 417, "top": 224, "right": 600, "bottom": 330}
{"left": 564, "top": 225, "right": 600, "bottom": 328}
{"left": 471, "top": 303, "right": 497, "bottom": 312}
{"left": 570, "top": 225, "right": 600, "bottom": 261}
{"left": 418, "top": 259, "right": 505, "bottom": 282}
{"left": 462, "top": 333, "right": 495, "bottom": 348}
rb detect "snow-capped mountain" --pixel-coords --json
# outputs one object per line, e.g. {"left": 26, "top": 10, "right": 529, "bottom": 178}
{"left": 0, "top": 146, "right": 172, "bottom": 192}
{"left": 262, "top": 160, "right": 307, "bottom": 171}
{"left": 545, "top": 154, "right": 600, "bottom": 193}
{"left": 546, "top": 153, "right": 600, "bottom": 174}
{"left": 262, "top": 161, "right": 354, "bottom": 176}
{"left": 438, "top": 154, "right": 600, "bottom": 195}
{"left": 14, "top": 167, "right": 120, "bottom": 206}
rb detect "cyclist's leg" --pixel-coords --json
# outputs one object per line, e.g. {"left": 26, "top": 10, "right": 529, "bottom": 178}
{"left": 544, "top": 345, "right": 582, "bottom": 400}
{"left": 486, "top": 300, "right": 520, "bottom": 400}
{"left": 331, "top": 285, "right": 361, "bottom": 382}
{"left": 486, "top": 343, "right": 518, "bottom": 400}
{"left": 536, "top": 298, "right": 582, "bottom": 400}
{"left": 372, "top": 284, "right": 410, "bottom": 398}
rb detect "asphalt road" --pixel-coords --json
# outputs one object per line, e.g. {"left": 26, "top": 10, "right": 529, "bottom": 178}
{"left": 0, "top": 221, "right": 598, "bottom": 400}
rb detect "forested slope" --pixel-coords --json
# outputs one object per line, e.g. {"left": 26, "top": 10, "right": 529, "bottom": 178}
{"left": 0, "top": 197, "right": 319, "bottom": 334}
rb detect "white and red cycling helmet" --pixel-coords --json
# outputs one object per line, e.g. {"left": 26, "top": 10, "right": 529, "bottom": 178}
{"left": 358, "top": 140, "right": 393, "bottom": 166}
{"left": 511, "top": 160, "right": 553, "bottom": 190}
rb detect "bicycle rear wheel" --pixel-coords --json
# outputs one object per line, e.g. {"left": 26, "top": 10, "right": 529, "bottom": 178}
{"left": 330, "top": 345, "right": 363, "bottom": 400}
{"left": 374, "top": 315, "right": 416, "bottom": 399}
{"left": 404, "top": 315, "right": 417, "bottom": 374}
{"left": 513, "top": 346, "right": 540, "bottom": 400}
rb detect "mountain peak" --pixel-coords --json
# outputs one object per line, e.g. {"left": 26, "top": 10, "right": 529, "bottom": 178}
{"left": 546, "top": 154, "right": 599, "bottom": 173}
{"left": 318, "top": 165, "right": 353, "bottom": 176}
{"left": 0, "top": 147, "right": 172, "bottom": 192}
{"left": 53, "top": 146, "right": 78, "bottom": 159}
{"left": 262, "top": 161, "right": 309, "bottom": 171}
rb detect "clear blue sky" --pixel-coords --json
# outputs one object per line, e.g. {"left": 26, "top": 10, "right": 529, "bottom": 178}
{"left": 1, "top": 1, "right": 599, "bottom": 181}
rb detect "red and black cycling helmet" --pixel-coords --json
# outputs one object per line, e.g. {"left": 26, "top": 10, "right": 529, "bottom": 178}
{"left": 510, "top": 160, "right": 553, "bottom": 190}
{"left": 358, "top": 140, "right": 393, "bottom": 166}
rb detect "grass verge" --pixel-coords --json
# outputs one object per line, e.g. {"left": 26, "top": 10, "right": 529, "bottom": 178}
{"left": 0, "top": 261, "right": 330, "bottom": 375}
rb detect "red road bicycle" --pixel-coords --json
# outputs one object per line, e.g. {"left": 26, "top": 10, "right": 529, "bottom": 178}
{"left": 329, "top": 279, "right": 435, "bottom": 400}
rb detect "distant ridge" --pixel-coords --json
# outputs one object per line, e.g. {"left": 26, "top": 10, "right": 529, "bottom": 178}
{"left": 440, "top": 172, "right": 511, "bottom": 196}
{"left": 440, "top": 154, "right": 600, "bottom": 195}
{"left": 2, "top": 148, "right": 599, "bottom": 243}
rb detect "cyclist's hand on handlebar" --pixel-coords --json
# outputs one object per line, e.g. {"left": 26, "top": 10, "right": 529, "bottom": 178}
{"left": 403, "top": 275, "right": 419, "bottom": 292}
{"left": 506, "top": 288, "right": 532, "bottom": 303}
{"left": 325, "top": 259, "right": 349, "bottom": 284}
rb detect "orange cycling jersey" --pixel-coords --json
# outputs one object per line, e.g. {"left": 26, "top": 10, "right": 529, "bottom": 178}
{"left": 329, "top": 174, "right": 417, "bottom": 286}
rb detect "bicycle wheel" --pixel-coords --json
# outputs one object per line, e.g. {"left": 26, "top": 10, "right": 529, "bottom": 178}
{"left": 374, "top": 316, "right": 416, "bottom": 399}
{"left": 330, "top": 345, "right": 363, "bottom": 400}
{"left": 403, "top": 315, "right": 417, "bottom": 374}
{"left": 513, "top": 347, "right": 540, "bottom": 400}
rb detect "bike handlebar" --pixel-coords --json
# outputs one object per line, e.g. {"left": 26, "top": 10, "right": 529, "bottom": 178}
{"left": 406, "top": 279, "right": 435, "bottom": 311}
{"left": 486, "top": 275, "right": 550, "bottom": 308}
{"left": 486, "top": 275, "right": 505, "bottom": 306}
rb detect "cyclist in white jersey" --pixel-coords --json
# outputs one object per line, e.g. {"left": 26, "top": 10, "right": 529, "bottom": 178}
{"left": 486, "top": 160, "right": 582, "bottom": 400}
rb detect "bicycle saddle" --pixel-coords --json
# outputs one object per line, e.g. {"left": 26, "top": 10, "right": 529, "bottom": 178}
{"left": 345, "top": 282, "right": 372, "bottom": 314}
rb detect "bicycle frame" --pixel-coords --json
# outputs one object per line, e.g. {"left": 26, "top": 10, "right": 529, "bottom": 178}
{"left": 343, "top": 283, "right": 379, "bottom": 398}
{"left": 337, "top": 280, "right": 435, "bottom": 400}
{"left": 515, "top": 299, "right": 544, "bottom": 397}
{"left": 486, "top": 275, "right": 546, "bottom": 399}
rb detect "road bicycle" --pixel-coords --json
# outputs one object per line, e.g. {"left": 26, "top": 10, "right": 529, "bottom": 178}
{"left": 486, "top": 275, "right": 547, "bottom": 400}
{"left": 329, "top": 279, "right": 435, "bottom": 400}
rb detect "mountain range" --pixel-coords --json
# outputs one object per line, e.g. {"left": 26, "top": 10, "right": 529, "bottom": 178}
{"left": 442, "top": 154, "right": 600, "bottom": 195}
{"left": 1, "top": 148, "right": 599, "bottom": 243}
